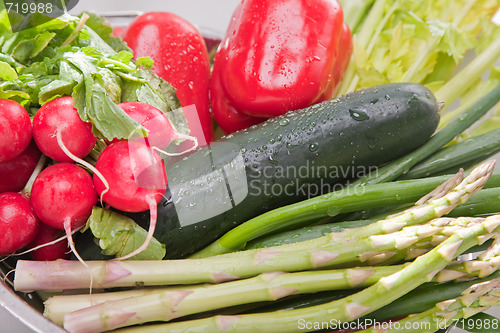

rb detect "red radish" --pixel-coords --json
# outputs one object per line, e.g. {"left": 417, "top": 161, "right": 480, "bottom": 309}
{"left": 0, "top": 141, "right": 41, "bottom": 193}
{"left": 0, "top": 192, "right": 40, "bottom": 255}
{"left": 113, "top": 101, "right": 198, "bottom": 155}
{"left": 33, "top": 96, "right": 109, "bottom": 195}
{"left": 33, "top": 96, "right": 96, "bottom": 162}
{"left": 28, "top": 223, "right": 69, "bottom": 261}
{"left": 113, "top": 102, "right": 175, "bottom": 149}
{"left": 93, "top": 141, "right": 167, "bottom": 260}
{"left": 31, "top": 163, "right": 97, "bottom": 263}
{"left": 0, "top": 99, "right": 32, "bottom": 162}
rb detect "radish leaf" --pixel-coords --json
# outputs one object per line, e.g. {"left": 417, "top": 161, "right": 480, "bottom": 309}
{"left": 87, "top": 207, "right": 166, "bottom": 261}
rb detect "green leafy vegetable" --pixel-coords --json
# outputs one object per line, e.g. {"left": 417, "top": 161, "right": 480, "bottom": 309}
{"left": 78, "top": 11, "right": 131, "bottom": 53}
{"left": 87, "top": 207, "right": 166, "bottom": 260}
{"left": 337, "top": 0, "right": 500, "bottom": 103}
{"left": 0, "top": 10, "right": 185, "bottom": 140}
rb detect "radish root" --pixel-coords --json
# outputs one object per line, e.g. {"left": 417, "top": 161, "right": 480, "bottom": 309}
{"left": 64, "top": 218, "right": 94, "bottom": 294}
{"left": 10, "top": 225, "right": 83, "bottom": 257}
{"left": 113, "top": 195, "right": 158, "bottom": 260}
{"left": 153, "top": 133, "right": 199, "bottom": 157}
{"left": 56, "top": 130, "right": 109, "bottom": 205}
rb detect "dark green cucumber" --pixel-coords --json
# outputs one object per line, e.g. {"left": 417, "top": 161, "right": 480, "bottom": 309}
{"left": 100, "top": 83, "right": 440, "bottom": 259}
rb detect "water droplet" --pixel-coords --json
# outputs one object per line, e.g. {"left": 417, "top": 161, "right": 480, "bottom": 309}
{"left": 268, "top": 155, "right": 279, "bottom": 165}
{"left": 385, "top": 95, "right": 391, "bottom": 100}
{"left": 339, "top": 132, "right": 345, "bottom": 138}
{"left": 327, "top": 206, "right": 340, "bottom": 217}
{"left": 240, "top": 148, "right": 247, "bottom": 153}
{"left": 368, "top": 138, "right": 379, "bottom": 150}
{"left": 309, "top": 142, "right": 319, "bottom": 152}
{"left": 279, "top": 118, "right": 290, "bottom": 126}
{"left": 349, "top": 108, "right": 370, "bottom": 121}
{"left": 276, "top": 134, "right": 283, "bottom": 141}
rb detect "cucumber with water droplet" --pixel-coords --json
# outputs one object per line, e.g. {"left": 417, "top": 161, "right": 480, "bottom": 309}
{"left": 82, "top": 83, "right": 440, "bottom": 259}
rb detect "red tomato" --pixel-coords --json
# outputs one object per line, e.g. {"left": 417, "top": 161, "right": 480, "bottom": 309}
{"left": 124, "top": 12, "right": 213, "bottom": 146}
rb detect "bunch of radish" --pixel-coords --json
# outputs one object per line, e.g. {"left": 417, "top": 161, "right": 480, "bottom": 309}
{"left": 0, "top": 97, "right": 188, "bottom": 261}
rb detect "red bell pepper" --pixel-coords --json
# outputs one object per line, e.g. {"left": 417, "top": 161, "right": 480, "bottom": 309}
{"left": 211, "top": 53, "right": 266, "bottom": 133}
{"left": 318, "top": 22, "right": 353, "bottom": 101}
{"left": 215, "top": 0, "right": 350, "bottom": 119}
{"left": 123, "top": 12, "right": 213, "bottom": 146}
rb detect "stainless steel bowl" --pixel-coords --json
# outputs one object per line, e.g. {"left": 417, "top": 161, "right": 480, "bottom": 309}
{"left": 0, "top": 2, "right": 498, "bottom": 332}
{"left": 1, "top": 261, "right": 66, "bottom": 333}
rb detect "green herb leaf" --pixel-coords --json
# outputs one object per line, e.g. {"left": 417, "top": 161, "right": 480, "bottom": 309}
{"left": 0, "top": 60, "right": 17, "bottom": 80}
{"left": 79, "top": 11, "right": 131, "bottom": 53}
{"left": 87, "top": 206, "right": 166, "bottom": 261}
{"left": 136, "top": 56, "right": 154, "bottom": 69}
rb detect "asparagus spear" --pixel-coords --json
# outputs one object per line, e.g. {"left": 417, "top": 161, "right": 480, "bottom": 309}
{"left": 357, "top": 278, "right": 500, "bottom": 333}
{"left": 191, "top": 160, "right": 494, "bottom": 258}
{"left": 246, "top": 183, "right": 500, "bottom": 250}
{"left": 62, "top": 266, "right": 401, "bottom": 333}
{"left": 103, "top": 215, "right": 500, "bottom": 333}
{"left": 13, "top": 215, "right": 486, "bottom": 292}
{"left": 251, "top": 272, "right": 500, "bottom": 321}
{"left": 44, "top": 285, "right": 208, "bottom": 326}
{"left": 57, "top": 237, "right": 500, "bottom": 333}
